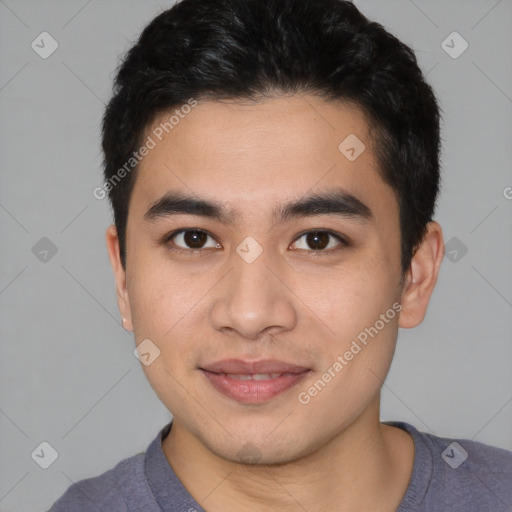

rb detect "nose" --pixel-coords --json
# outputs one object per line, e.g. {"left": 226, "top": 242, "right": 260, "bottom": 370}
{"left": 210, "top": 255, "right": 298, "bottom": 340}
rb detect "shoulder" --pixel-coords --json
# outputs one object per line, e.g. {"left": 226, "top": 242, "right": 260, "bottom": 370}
{"left": 420, "top": 427, "right": 512, "bottom": 479}
{"left": 428, "top": 431, "right": 512, "bottom": 508}
{"left": 46, "top": 452, "right": 149, "bottom": 512}
{"left": 395, "top": 421, "right": 512, "bottom": 510}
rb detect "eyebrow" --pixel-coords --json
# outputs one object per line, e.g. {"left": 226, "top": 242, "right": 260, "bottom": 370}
{"left": 144, "top": 188, "right": 374, "bottom": 226}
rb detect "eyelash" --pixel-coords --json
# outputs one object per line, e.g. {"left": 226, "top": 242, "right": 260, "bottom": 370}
{"left": 162, "top": 228, "right": 350, "bottom": 256}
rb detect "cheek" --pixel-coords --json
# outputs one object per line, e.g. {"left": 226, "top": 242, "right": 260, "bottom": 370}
{"left": 127, "top": 259, "right": 216, "bottom": 371}
{"left": 292, "top": 257, "right": 400, "bottom": 389}
{"left": 292, "top": 257, "right": 395, "bottom": 338}
{"left": 128, "top": 254, "right": 201, "bottom": 331}
{"left": 295, "top": 309, "right": 398, "bottom": 427}
{"left": 128, "top": 264, "right": 209, "bottom": 415}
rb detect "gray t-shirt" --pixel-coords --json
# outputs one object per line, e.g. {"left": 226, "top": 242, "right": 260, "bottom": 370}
{"left": 47, "top": 421, "right": 512, "bottom": 511}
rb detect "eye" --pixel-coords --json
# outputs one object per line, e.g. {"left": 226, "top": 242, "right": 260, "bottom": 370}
{"left": 290, "top": 230, "right": 348, "bottom": 252}
{"left": 165, "top": 229, "right": 221, "bottom": 252}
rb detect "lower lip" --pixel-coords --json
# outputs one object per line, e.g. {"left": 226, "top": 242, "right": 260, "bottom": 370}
{"left": 201, "top": 370, "right": 310, "bottom": 403}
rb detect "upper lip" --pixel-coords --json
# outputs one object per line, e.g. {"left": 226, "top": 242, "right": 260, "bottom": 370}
{"left": 200, "top": 359, "right": 310, "bottom": 374}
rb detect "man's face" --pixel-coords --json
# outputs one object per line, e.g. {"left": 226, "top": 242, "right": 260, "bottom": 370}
{"left": 116, "top": 95, "right": 406, "bottom": 463}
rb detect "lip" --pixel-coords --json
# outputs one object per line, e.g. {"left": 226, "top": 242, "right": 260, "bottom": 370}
{"left": 201, "top": 358, "right": 310, "bottom": 375}
{"left": 200, "top": 359, "right": 311, "bottom": 404}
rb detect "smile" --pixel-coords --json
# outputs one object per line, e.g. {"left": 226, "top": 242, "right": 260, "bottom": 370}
{"left": 199, "top": 359, "right": 311, "bottom": 403}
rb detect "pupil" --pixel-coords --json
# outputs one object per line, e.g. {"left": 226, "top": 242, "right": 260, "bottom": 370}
{"left": 184, "top": 230, "right": 207, "bottom": 248}
{"left": 307, "top": 232, "right": 328, "bottom": 250}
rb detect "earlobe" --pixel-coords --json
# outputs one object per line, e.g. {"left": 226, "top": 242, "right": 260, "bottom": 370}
{"left": 105, "top": 225, "right": 134, "bottom": 331}
{"left": 398, "top": 222, "right": 445, "bottom": 329}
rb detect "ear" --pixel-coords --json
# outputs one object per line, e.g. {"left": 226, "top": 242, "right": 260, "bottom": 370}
{"left": 106, "top": 224, "right": 133, "bottom": 331}
{"left": 398, "top": 221, "right": 444, "bottom": 329}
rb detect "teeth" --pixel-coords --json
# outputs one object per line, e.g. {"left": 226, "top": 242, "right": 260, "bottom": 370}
{"left": 227, "top": 374, "right": 252, "bottom": 381}
{"left": 225, "top": 373, "right": 284, "bottom": 380}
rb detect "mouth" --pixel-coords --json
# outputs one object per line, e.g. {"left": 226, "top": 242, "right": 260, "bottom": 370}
{"left": 199, "top": 359, "right": 312, "bottom": 404}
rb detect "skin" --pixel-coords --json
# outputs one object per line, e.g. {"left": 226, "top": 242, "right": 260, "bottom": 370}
{"left": 106, "top": 94, "right": 444, "bottom": 512}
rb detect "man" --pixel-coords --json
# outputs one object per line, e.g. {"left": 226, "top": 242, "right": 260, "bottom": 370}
{"left": 49, "top": 0, "right": 512, "bottom": 510}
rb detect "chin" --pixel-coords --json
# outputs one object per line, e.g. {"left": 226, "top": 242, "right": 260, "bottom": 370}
{"left": 199, "top": 422, "right": 315, "bottom": 466}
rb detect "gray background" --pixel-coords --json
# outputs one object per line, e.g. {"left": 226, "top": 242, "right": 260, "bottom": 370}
{"left": 0, "top": 0, "right": 511, "bottom": 510}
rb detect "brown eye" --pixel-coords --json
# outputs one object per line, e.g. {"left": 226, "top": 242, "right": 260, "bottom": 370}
{"left": 305, "top": 232, "right": 330, "bottom": 250}
{"left": 167, "top": 229, "right": 221, "bottom": 251}
{"left": 183, "top": 230, "right": 208, "bottom": 248}
{"left": 291, "top": 230, "right": 348, "bottom": 252}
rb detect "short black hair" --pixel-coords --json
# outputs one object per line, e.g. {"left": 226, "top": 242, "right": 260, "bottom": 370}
{"left": 101, "top": 0, "right": 442, "bottom": 273}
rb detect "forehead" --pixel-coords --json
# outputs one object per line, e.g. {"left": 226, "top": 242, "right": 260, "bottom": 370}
{"left": 131, "top": 95, "right": 395, "bottom": 222}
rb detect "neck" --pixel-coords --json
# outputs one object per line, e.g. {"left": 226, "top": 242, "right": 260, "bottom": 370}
{"left": 162, "top": 399, "right": 414, "bottom": 512}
